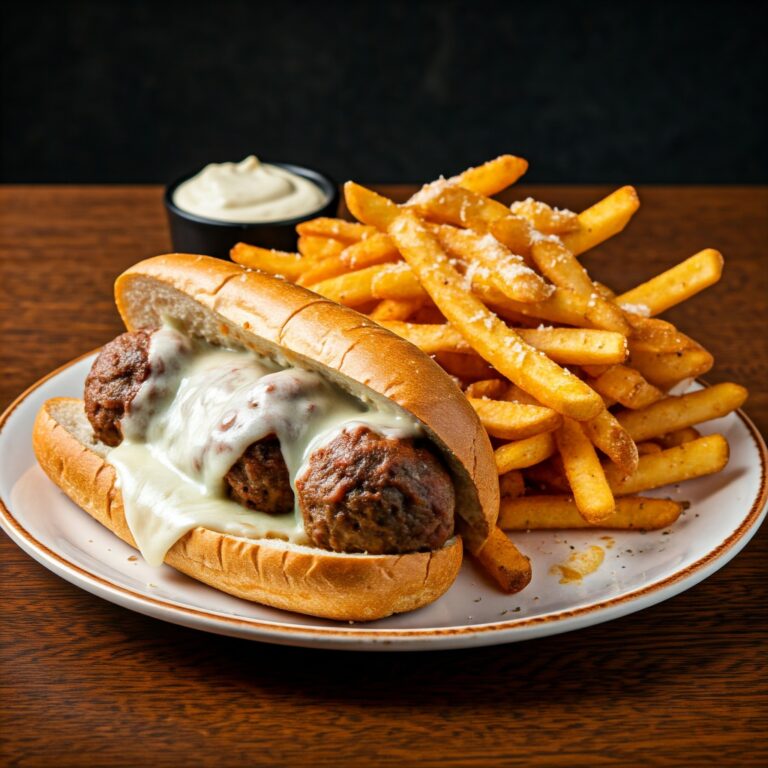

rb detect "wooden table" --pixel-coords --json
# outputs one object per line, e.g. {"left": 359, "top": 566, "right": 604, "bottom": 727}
{"left": 1, "top": 185, "right": 766, "bottom": 767}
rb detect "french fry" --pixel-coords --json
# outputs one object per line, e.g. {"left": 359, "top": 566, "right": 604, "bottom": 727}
{"left": 479, "top": 282, "right": 631, "bottom": 333}
{"left": 615, "top": 383, "right": 748, "bottom": 442}
{"left": 586, "top": 364, "right": 664, "bottom": 409}
{"left": 449, "top": 154, "right": 529, "bottom": 196}
{"left": 516, "top": 328, "right": 628, "bottom": 366}
{"left": 345, "top": 182, "right": 604, "bottom": 420}
{"left": 310, "top": 263, "right": 428, "bottom": 306}
{"left": 430, "top": 223, "right": 552, "bottom": 303}
{"left": 230, "top": 242, "right": 306, "bottom": 281}
{"left": 474, "top": 527, "right": 532, "bottom": 593}
{"left": 409, "top": 183, "right": 533, "bottom": 254}
{"left": 560, "top": 186, "right": 640, "bottom": 256}
{"left": 630, "top": 346, "right": 714, "bottom": 391}
{"left": 369, "top": 298, "right": 423, "bottom": 322}
{"left": 381, "top": 321, "right": 473, "bottom": 355}
{"left": 296, "top": 255, "right": 351, "bottom": 286}
{"left": 465, "top": 379, "right": 508, "bottom": 399}
{"left": 528, "top": 241, "right": 630, "bottom": 332}
{"left": 499, "top": 470, "right": 525, "bottom": 499}
{"left": 659, "top": 427, "right": 701, "bottom": 448}
{"left": 341, "top": 232, "right": 400, "bottom": 270}
{"left": 309, "top": 264, "right": 379, "bottom": 305}
{"left": 509, "top": 198, "right": 579, "bottom": 235}
{"left": 502, "top": 383, "right": 542, "bottom": 406}
{"left": 495, "top": 433, "right": 556, "bottom": 473}
{"left": 380, "top": 322, "right": 627, "bottom": 366}
{"left": 468, "top": 398, "right": 562, "bottom": 440}
{"left": 370, "top": 263, "right": 429, "bottom": 301}
{"left": 616, "top": 249, "right": 723, "bottom": 316}
{"left": 604, "top": 435, "right": 729, "bottom": 495}
{"left": 295, "top": 217, "right": 377, "bottom": 242}
{"left": 499, "top": 496, "right": 683, "bottom": 531}
{"left": 626, "top": 315, "right": 690, "bottom": 354}
{"left": 297, "top": 235, "right": 346, "bottom": 261}
{"left": 582, "top": 408, "right": 639, "bottom": 475}
{"left": 556, "top": 417, "right": 615, "bottom": 522}
{"left": 529, "top": 239, "right": 592, "bottom": 294}
{"left": 637, "top": 442, "right": 663, "bottom": 455}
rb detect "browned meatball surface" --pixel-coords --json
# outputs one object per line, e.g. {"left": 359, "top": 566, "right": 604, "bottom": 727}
{"left": 225, "top": 437, "right": 294, "bottom": 515}
{"left": 84, "top": 329, "right": 154, "bottom": 446}
{"left": 296, "top": 426, "right": 455, "bottom": 554}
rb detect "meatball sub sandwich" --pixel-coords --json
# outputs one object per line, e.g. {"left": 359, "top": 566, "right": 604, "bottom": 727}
{"left": 33, "top": 254, "right": 498, "bottom": 620}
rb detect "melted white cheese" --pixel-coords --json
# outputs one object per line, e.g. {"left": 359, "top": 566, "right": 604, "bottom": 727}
{"left": 108, "top": 327, "right": 421, "bottom": 566}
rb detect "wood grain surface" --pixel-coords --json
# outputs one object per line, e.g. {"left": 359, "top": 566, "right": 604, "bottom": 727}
{"left": 1, "top": 185, "right": 766, "bottom": 767}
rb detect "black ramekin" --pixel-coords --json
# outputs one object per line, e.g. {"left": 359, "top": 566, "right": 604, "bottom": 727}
{"left": 164, "top": 162, "right": 339, "bottom": 259}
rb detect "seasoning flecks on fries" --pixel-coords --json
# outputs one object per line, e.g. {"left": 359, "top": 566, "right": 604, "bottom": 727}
{"left": 230, "top": 153, "right": 748, "bottom": 594}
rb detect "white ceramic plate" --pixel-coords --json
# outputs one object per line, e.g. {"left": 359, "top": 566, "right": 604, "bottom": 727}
{"left": 1, "top": 353, "right": 766, "bottom": 651}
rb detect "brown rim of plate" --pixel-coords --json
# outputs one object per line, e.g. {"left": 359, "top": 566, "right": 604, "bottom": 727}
{"left": 0, "top": 350, "right": 766, "bottom": 642}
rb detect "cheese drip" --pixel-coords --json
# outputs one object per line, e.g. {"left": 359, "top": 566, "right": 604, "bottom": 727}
{"left": 108, "top": 327, "right": 421, "bottom": 566}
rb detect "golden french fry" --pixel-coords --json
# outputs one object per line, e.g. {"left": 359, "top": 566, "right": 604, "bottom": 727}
{"left": 450, "top": 154, "right": 529, "bottom": 196}
{"left": 495, "top": 433, "right": 557, "bottom": 473}
{"left": 604, "top": 435, "right": 729, "bottom": 495}
{"left": 529, "top": 241, "right": 630, "bottom": 332}
{"left": 296, "top": 254, "right": 350, "bottom": 286}
{"left": 626, "top": 315, "right": 691, "bottom": 354}
{"left": 616, "top": 249, "right": 723, "bottom": 316}
{"left": 637, "top": 442, "right": 663, "bottom": 455}
{"left": 381, "top": 322, "right": 626, "bottom": 366}
{"left": 380, "top": 321, "right": 473, "bottom": 355}
{"left": 630, "top": 346, "right": 714, "bottom": 391}
{"left": 502, "top": 383, "right": 542, "bottom": 406}
{"left": 369, "top": 298, "right": 423, "bottom": 322}
{"left": 309, "top": 264, "right": 379, "bottom": 305}
{"left": 297, "top": 233, "right": 401, "bottom": 286}
{"left": 346, "top": 183, "right": 604, "bottom": 420}
{"left": 615, "top": 383, "right": 748, "bottom": 442}
{"left": 499, "top": 496, "right": 682, "bottom": 531}
{"left": 341, "top": 232, "right": 400, "bottom": 269}
{"left": 582, "top": 408, "right": 639, "bottom": 475}
{"left": 430, "top": 223, "right": 552, "bottom": 303}
{"left": 230, "top": 242, "right": 306, "bottom": 280}
{"left": 659, "top": 427, "right": 701, "bottom": 448}
{"left": 297, "top": 235, "right": 346, "bottom": 260}
{"left": 408, "top": 183, "right": 533, "bottom": 254}
{"left": 529, "top": 239, "right": 593, "bottom": 295}
{"left": 465, "top": 379, "right": 508, "bottom": 400}
{"left": 586, "top": 364, "right": 664, "bottom": 409}
{"left": 509, "top": 198, "right": 579, "bottom": 234}
{"left": 592, "top": 281, "right": 616, "bottom": 300}
{"left": 474, "top": 527, "right": 532, "bottom": 593}
{"left": 479, "top": 282, "right": 630, "bottom": 332}
{"left": 516, "top": 328, "right": 628, "bottom": 366}
{"left": 556, "top": 417, "right": 615, "bottom": 522}
{"left": 499, "top": 470, "right": 525, "bottom": 499}
{"left": 468, "top": 397, "right": 562, "bottom": 440}
{"left": 561, "top": 186, "right": 640, "bottom": 256}
{"left": 295, "top": 217, "right": 377, "bottom": 242}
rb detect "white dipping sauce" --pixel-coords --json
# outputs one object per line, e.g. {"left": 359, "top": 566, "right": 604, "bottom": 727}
{"left": 108, "top": 327, "right": 421, "bottom": 566}
{"left": 172, "top": 156, "right": 328, "bottom": 222}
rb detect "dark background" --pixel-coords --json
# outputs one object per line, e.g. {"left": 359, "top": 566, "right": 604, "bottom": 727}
{"left": 1, "top": 0, "right": 766, "bottom": 185}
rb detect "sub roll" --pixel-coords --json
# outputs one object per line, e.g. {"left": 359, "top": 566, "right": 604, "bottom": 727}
{"left": 33, "top": 254, "right": 498, "bottom": 620}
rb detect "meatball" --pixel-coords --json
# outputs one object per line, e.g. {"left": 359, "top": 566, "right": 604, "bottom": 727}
{"left": 296, "top": 426, "right": 455, "bottom": 554}
{"left": 225, "top": 437, "right": 294, "bottom": 515}
{"left": 84, "top": 329, "right": 154, "bottom": 446}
